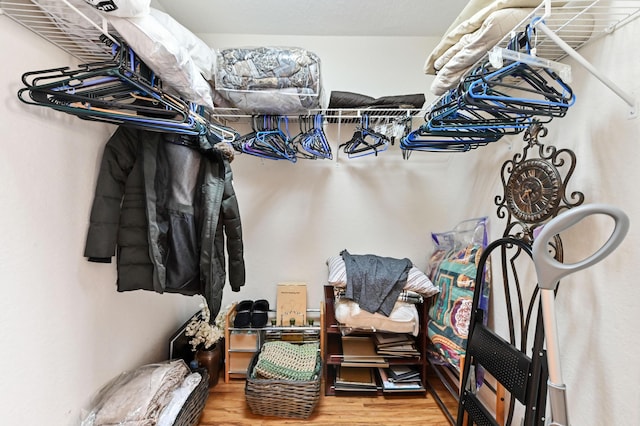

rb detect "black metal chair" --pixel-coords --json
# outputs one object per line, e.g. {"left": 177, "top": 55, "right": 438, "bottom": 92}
{"left": 457, "top": 237, "right": 548, "bottom": 426}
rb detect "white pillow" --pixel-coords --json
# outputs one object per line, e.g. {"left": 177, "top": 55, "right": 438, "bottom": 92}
{"left": 327, "top": 255, "right": 348, "bottom": 285}
{"left": 83, "top": 0, "right": 150, "bottom": 18}
{"left": 149, "top": 8, "right": 215, "bottom": 80}
{"left": 326, "top": 255, "right": 439, "bottom": 297}
{"left": 405, "top": 266, "right": 440, "bottom": 297}
{"left": 107, "top": 14, "right": 214, "bottom": 109}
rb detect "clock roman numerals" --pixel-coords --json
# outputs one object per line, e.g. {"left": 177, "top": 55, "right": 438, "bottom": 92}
{"left": 506, "top": 158, "right": 562, "bottom": 223}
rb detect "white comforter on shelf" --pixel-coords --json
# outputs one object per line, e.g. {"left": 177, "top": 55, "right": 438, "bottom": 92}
{"left": 33, "top": 0, "right": 217, "bottom": 109}
{"left": 425, "top": 0, "right": 595, "bottom": 96}
{"left": 423, "top": 0, "right": 543, "bottom": 75}
{"left": 430, "top": 7, "right": 534, "bottom": 95}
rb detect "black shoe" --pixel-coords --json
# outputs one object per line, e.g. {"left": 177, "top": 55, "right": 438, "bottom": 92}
{"left": 251, "top": 299, "right": 269, "bottom": 328}
{"left": 233, "top": 300, "right": 253, "bottom": 328}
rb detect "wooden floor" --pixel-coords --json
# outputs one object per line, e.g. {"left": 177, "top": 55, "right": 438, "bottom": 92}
{"left": 198, "top": 376, "right": 458, "bottom": 426}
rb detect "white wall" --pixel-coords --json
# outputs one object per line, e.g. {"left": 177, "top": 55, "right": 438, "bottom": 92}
{"left": 2, "top": 7, "right": 638, "bottom": 426}
{"left": 441, "top": 21, "right": 640, "bottom": 425}
{"left": 205, "top": 22, "right": 640, "bottom": 426}
{"left": 0, "top": 19, "right": 201, "bottom": 425}
{"left": 203, "top": 33, "right": 439, "bottom": 100}
{"left": 0, "top": 17, "right": 446, "bottom": 424}
{"left": 200, "top": 33, "right": 460, "bottom": 309}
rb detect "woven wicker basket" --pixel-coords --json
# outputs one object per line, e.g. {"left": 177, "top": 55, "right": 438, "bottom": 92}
{"left": 172, "top": 368, "right": 210, "bottom": 426}
{"left": 245, "top": 351, "right": 321, "bottom": 419}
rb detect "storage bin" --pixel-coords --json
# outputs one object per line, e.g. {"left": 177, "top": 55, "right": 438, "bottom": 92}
{"left": 244, "top": 349, "right": 321, "bottom": 419}
{"left": 172, "top": 368, "right": 210, "bottom": 426}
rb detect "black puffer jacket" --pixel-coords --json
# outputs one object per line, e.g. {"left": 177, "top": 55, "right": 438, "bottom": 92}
{"left": 84, "top": 126, "right": 245, "bottom": 317}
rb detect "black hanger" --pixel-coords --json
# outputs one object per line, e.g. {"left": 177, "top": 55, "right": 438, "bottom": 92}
{"left": 17, "top": 39, "right": 221, "bottom": 137}
{"left": 339, "top": 115, "right": 390, "bottom": 158}
{"left": 290, "top": 114, "right": 332, "bottom": 160}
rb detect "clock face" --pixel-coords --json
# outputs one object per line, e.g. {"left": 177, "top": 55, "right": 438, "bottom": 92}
{"left": 506, "top": 159, "right": 562, "bottom": 223}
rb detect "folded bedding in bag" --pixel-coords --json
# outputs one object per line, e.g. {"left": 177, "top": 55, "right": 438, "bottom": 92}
{"left": 213, "top": 46, "right": 323, "bottom": 114}
{"left": 81, "top": 360, "right": 190, "bottom": 426}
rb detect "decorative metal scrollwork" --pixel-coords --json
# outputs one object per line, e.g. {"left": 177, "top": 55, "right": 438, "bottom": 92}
{"left": 496, "top": 120, "right": 584, "bottom": 246}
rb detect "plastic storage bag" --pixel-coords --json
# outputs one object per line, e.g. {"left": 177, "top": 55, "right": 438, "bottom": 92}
{"left": 83, "top": 0, "right": 151, "bottom": 18}
{"left": 81, "top": 359, "right": 190, "bottom": 426}
{"left": 426, "top": 217, "right": 490, "bottom": 370}
{"left": 213, "top": 46, "right": 324, "bottom": 114}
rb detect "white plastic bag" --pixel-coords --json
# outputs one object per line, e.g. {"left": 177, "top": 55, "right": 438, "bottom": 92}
{"left": 108, "top": 14, "right": 215, "bottom": 109}
{"left": 83, "top": 0, "right": 150, "bottom": 18}
{"left": 149, "top": 8, "right": 215, "bottom": 80}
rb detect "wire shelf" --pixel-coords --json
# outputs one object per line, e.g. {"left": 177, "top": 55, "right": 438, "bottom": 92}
{"left": 206, "top": 108, "right": 426, "bottom": 125}
{"left": 499, "top": 0, "right": 640, "bottom": 62}
{"left": 423, "top": 0, "right": 640, "bottom": 118}
{"left": 1, "top": 0, "right": 119, "bottom": 63}
{"left": 3, "top": 0, "right": 639, "bottom": 117}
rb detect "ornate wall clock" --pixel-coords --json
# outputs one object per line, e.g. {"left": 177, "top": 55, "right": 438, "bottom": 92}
{"left": 497, "top": 121, "right": 584, "bottom": 243}
{"left": 506, "top": 158, "right": 562, "bottom": 224}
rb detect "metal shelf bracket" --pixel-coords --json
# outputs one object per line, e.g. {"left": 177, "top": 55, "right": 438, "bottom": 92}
{"left": 534, "top": 18, "right": 637, "bottom": 119}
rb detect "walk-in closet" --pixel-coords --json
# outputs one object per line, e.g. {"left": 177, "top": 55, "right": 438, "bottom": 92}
{"left": 1, "top": 1, "right": 639, "bottom": 425}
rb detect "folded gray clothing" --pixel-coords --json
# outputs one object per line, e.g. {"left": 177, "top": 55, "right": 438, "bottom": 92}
{"left": 340, "top": 249, "right": 412, "bottom": 316}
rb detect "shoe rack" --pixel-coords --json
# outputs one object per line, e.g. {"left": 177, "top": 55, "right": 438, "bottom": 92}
{"left": 224, "top": 302, "right": 323, "bottom": 383}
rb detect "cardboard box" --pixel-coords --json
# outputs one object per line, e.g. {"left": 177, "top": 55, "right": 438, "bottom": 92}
{"left": 228, "top": 351, "right": 255, "bottom": 374}
{"left": 276, "top": 282, "right": 307, "bottom": 326}
{"left": 229, "top": 330, "right": 259, "bottom": 350}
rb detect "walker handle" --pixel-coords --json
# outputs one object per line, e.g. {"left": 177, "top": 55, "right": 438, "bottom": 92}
{"left": 532, "top": 204, "right": 629, "bottom": 290}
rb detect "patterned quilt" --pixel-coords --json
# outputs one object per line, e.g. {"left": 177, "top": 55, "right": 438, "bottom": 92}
{"left": 427, "top": 242, "right": 489, "bottom": 369}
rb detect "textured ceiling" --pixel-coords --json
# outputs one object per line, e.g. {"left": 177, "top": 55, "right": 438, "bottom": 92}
{"left": 153, "top": 0, "right": 469, "bottom": 37}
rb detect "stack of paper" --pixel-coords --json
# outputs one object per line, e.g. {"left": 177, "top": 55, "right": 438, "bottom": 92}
{"left": 334, "top": 366, "right": 378, "bottom": 392}
{"left": 377, "top": 366, "right": 425, "bottom": 393}
{"left": 341, "top": 336, "right": 389, "bottom": 367}
{"left": 373, "top": 333, "right": 420, "bottom": 358}
{"left": 386, "top": 365, "right": 421, "bottom": 382}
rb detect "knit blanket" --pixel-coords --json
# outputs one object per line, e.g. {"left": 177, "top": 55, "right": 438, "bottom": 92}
{"left": 254, "top": 341, "right": 319, "bottom": 381}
